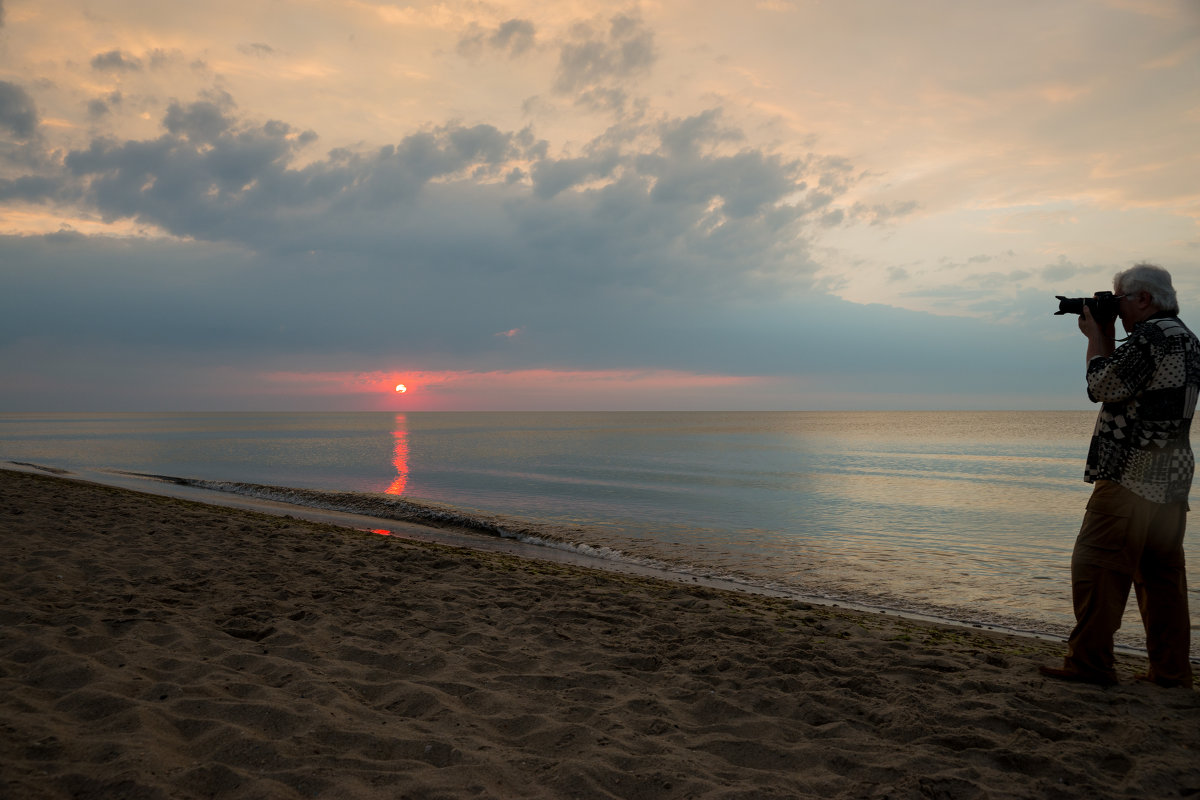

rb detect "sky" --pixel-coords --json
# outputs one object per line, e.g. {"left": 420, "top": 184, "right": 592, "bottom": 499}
{"left": 1, "top": 0, "right": 1197, "bottom": 411}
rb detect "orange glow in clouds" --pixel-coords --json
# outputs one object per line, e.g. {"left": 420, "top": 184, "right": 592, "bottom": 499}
{"left": 264, "top": 368, "right": 771, "bottom": 410}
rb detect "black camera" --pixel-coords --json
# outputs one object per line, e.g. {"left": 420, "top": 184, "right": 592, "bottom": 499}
{"left": 1055, "top": 291, "right": 1121, "bottom": 324}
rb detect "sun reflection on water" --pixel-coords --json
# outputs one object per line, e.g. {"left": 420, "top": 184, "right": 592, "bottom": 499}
{"left": 386, "top": 413, "right": 409, "bottom": 496}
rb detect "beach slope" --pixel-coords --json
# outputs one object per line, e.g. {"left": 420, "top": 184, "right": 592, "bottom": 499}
{"left": 2, "top": 468, "right": 1197, "bottom": 799}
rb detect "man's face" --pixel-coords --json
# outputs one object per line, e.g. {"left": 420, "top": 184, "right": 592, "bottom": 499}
{"left": 1116, "top": 286, "right": 1157, "bottom": 333}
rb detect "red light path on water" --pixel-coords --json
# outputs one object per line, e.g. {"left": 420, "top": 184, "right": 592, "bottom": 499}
{"left": 371, "top": 414, "right": 410, "bottom": 535}
{"left": 387, "top": 413, "right": 409, "bottom": 496}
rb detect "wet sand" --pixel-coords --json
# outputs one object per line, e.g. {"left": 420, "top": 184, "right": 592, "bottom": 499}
{"left": 2, "top": 467, "right": 1197, "bottom": 799}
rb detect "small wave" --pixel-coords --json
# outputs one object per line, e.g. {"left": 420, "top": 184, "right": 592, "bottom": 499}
{"left": 114, "top": 471, "right": 671, "bottom": 571}
{"left": 7, "top": 461, "right": 72, "bottom": 475}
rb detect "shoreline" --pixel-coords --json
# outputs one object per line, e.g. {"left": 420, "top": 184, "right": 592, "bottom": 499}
{"left": 2, "top": 461, "right": 1099, "bottom": 652}
{"left": 2, "top": 467, "right": 1198, "bottom": 799}
{"left": 4, "top": 409, "right": 1193, "bottom": 663}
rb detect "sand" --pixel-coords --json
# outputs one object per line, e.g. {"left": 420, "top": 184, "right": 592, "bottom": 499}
{"left": 1, "top": 467, "right": 1198, "bottom": 800}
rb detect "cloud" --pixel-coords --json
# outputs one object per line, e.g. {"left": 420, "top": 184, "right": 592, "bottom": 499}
{"left": 553, "top": 14, "right": 656, "bottom": 96}
{"left": 1041, "top": 256, "right": 1091, "bottom": 283}
{"left": 90, "top": 48, "right": 183, "bottom": 73}
{"left": 87, "top": 91, "right": 124, "bottom": 119}
{"left": 458, "top": 18, "right": 537, "bottom": 58}
{"left": 0, "top": 81, "right": 38, "bottom": 139}
{"left": 849, "top": 199, "right": 920, "bottom": 226}
{"left": 2, "top": 0, "right": 1195, "bottom": 412}
{"left": 47, "top": 98, "right": 820, "bottom": 301}
{"left": 63, "top": 100, "right": 324, "bottom": 237}
{"left": 163, "top": 98, "right": 235, "bottom": 142}
{"left": 0, "top": 84, "right": 1095, "bottom": 411}
{"left": 0, "top": 222, "right": 1084, "bottom": 412}
{"left": 492, "top": 18, "right": 537, "bottom": 55}
{"left": 530, "top": 149, "right": 621, "bottom": 199}
{"left": 0, "top": 82, "right": 1061, "bottom": 390}
{"left": 0, "top": 175, "right": 62, "bottom": 202}
{"left": 91, "top": 49, "right": 144, "bottom": 72}
{"left": 238, "top": 42, "right": 277, "bottom": 57}
{"left": 0, "top": 91, "right": 847, "bottom": 383}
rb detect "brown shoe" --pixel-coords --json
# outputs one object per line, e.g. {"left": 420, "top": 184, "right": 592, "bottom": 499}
{"left": 1038, "top": 664, "right": 1117, "bottom": 687}
{"left": 1133, "top": 673, "right": 1192, "bottom": 689}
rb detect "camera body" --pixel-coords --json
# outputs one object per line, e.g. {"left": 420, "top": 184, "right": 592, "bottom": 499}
{"left": 1055, "top": 291, "right": 1121, "bottom": 325}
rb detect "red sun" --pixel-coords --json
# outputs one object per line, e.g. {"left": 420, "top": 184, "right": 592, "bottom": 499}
{"left": 395, "top": 384, "right": 407, "bottom": 393}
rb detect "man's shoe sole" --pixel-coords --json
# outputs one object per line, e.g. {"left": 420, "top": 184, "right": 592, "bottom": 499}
{"left": 1038, "top": 664, "right": 1117, "bottom": 687}
{"left": 1133, "top": 673, "right": 1192, "bottom": 689}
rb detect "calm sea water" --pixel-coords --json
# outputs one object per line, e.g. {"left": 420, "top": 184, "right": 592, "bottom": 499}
{"left": 3, "top": 411, "right": 1197, "bottom": 655}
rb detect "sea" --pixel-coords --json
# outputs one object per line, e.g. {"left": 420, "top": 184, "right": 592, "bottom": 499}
{"left": 3, "top": 411, "right": 1197, "bottom": 658}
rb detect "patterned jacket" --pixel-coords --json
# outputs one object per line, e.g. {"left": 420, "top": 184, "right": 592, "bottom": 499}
{"left": 1085, "top": 313, "right": 1200, "bottom": 503}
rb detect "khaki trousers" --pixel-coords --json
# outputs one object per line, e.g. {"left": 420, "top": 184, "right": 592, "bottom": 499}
{"left": 1066, "top": 480, "right": 1193, "bottom": 685}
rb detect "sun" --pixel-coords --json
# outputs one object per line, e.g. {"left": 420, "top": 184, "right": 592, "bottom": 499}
{"left": 395, "top": 383, "right": 407, "bottom": 393}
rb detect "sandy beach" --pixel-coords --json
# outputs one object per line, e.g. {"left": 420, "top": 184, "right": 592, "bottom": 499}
{"left": 2, "top": 467, "right": 1197, "bottom": 799}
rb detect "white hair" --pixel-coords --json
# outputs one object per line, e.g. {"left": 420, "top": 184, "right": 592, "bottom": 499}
{"left": 1113, "top": 263, "right": 1179, "bottom": 314}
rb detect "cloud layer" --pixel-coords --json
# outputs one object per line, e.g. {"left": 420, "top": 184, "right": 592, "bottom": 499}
{"left": 0, "top": 0, "right": 1196, "bottom": 410}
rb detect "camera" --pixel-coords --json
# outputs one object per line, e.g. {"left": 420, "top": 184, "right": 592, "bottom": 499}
{"left": 1055, "top": 291, "right": 1121, "bottom": 325}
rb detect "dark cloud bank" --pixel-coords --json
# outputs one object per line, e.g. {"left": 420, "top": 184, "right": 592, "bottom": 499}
{"left": 0, "top": 81, "right": 38, "bottom": 140}
{"left": 0, "top": 77, "right": 1079, "bottom": 409}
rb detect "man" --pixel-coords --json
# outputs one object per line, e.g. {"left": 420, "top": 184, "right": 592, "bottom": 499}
{"left": 1041, "top": 263, "right": 1198, "bottom": 688}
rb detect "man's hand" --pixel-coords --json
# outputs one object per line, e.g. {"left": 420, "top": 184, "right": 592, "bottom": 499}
{"left": 1080, "top": 304, "right": 1116, "bottom": 361}
{"left": 1078, "top": 304, "right": 1101, "bottom": 337}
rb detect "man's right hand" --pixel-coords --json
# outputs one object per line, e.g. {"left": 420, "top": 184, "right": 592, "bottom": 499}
{"left": 1080, "top": 304, "right": 1116, "bottom": 360}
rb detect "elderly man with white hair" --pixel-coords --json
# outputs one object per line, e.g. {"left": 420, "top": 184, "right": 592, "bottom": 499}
{"left": 1041, "top": 263, "right": 1198, "bottom": 688}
